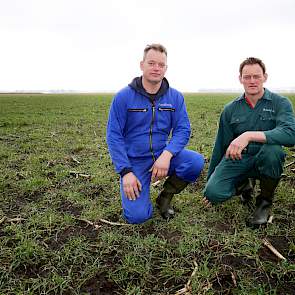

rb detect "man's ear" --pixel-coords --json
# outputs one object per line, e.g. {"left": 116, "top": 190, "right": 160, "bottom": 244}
{"left": 263, "top": 73, "right": 268, "bottom": 82}
{"left": 239, "top": 75, "right": 242, "bottom": 84}
{"left": 140, "top": 61, "right": 144, "bottom": 71}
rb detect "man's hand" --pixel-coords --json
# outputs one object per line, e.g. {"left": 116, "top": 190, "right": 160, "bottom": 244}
{"left": 225, "top": 131, "right": 266, "bottom": 160}
{"left": 151, "top": 150, "right": 173, "bottom": 181}
{"left": 226, "top": 132, "right": 250, "bottom": 160}
{"left": 122, "top": 172, "right": 142, "bottom": 201}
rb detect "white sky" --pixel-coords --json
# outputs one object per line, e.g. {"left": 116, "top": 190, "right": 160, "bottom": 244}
{"left": 0, "top": 0, "right": 294, "bottom": 92}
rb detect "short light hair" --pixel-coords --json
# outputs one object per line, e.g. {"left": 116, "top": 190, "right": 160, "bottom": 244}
{"left": 143, "top": 43, "right": 167, "bottom": 60}
{"left": 239, "top": 57, "right": 266, "bottom": 75}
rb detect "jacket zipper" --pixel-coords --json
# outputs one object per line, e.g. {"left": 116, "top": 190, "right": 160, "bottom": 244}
{"left": 149, "top": 101, "right": 156, "bottom": 162}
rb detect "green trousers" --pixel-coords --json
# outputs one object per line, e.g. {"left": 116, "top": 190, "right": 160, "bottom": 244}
{"left": 204, "top": 145, "right": 285, "bottom": 203}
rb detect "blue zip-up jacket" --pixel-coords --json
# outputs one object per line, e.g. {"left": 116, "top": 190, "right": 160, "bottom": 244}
{"left": 106, "top": 77, "right": 191, "bottom": 175}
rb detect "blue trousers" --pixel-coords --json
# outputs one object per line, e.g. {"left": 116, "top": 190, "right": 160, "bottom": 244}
{"left": 204, "top": 145, "right": 285, "bottom": 203}
{"left": 120, "top": 149, "right": 204, "bottom": 224}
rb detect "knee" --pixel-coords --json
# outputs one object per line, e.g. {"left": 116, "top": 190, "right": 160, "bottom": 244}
{"left": 259, "top": 145, "right": 285, "bottom": 166}
{"left": 204, "top": 177, "right": 232, "bottom": 204}
{"left": 184, "top": 152, "right": 205, "bottom": 182}
{"left": 261, "top": 145, "right": 284, "bottom": 158}
{"left": 204, "top": 182, "right": 220, "bottom": 203}
{"left": 123, "top": 204, "right": 153, "bottom": 224}
{"left": 191, "top": 152, "right": 205, "bottom": 175}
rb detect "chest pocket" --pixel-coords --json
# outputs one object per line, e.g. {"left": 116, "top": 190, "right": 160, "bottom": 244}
{"left": 229, "top": 115, "right": 248, "bottom": 135}
{"left": 258, "top": 112, "right": 276, "bottom": 130}
{"left": 259, "top": 112, "right": 275, "bottom": 121}
{"left": 127, "top": 108, "right": 149, "bottom": 132}
{"left": 156, "top": 107, "right": 175, "bottom": 132}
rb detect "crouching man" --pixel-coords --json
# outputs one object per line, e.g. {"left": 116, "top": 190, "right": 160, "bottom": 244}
{"left": 204, "top": 57, "right": 295, "bottom": 228}
{"left": 106, "top": 43, "right": 204, "bottom": 224}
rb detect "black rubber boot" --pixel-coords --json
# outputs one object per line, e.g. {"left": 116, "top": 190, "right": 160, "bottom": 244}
{"left": 247, "top": 176, "right": 280, "bottom": 229}
{"left": 156, "top": 174, "right": 189, "bottom": 220}
{"left": 236, "top": 178, "right": 255, "bottom": 206}
{"left": 156, "top": 192, "right": 175, "bottom": 220}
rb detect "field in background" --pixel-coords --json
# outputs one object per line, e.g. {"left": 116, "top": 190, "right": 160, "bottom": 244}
{"left": 0, "top": 93, "right": 294, "bottom": 294}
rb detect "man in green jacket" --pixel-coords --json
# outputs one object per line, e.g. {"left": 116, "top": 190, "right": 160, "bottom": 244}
{"left": 204, "top": 57, "right": 295, "bottom": 228}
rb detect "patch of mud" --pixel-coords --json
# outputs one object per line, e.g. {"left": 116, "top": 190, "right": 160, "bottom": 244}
{"left": 207, "top": 239, "right": 224, "bottom": 252}
{"left": 136, "top": 223, "right": 156, "bottom": 236}
{"left": 211, "top": 271, "right": 235, "bottom": 294}
{"left": 211, "top": 258, "right": 294, "bottom": 294}
{"left": 78, "top": 184, "right": 106, "bottom": 200}
{"left": 133, "top": 223, "right": 183, "bottom": 244}
{"left": 208, "top": 253, "right": 256, "bottom": 293}
{"left": 220, "top": 254, "right": 256, "bottom": 269}
{"left": 272, "top": 216, "right": 293, "bottom": 228}
{"left": 259, "top": 236, "right": 295, "bottom": 263}
{"left": 103, "top": 250, "right": 121, "bottom": 268}
{"left": 79, "top": 272, "right": 120, "bottom": 295}
{"left": 1, "top": 189, "right": 45, "bottom": 217}
{"left": 102, "top": 212, "right": 121, "bottom": 223}
{"left": 22, "top": 189, "right": 45, "bottom": 203}
{"left": 146, "top": 259, "right": 191, "bottom": 294}
{"left": 206, "top": 220, "right": 235, "bottom": 234}
{"left": 58, "top": 200, "right": 83, "bottom": 217}
{"left": 254, "top": 271, "right": 295, "bottom": 294}
{"left": 214, "top": 222, "right": 234, "bottom": 233}
{"left": 155, "top": 229, "right": 183, "bottom": 244}
{"left": 207, "top": 236, "right": 295, "bottom": 293}
{"left": 47, "top": 220, "right": 98, "bottom": 250}
{"left": 275, "top": 273, "right": 295, "bottom": 295}
{"left": 14, "top": 262, "right": 49, "bottom": 279}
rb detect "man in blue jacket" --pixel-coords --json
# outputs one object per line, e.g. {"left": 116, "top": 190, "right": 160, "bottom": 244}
{"left": 204, "top": 57, "right": 295, "bottom": 228}
{"left": 106, "top": 43, "right": 204, "bottom": 224}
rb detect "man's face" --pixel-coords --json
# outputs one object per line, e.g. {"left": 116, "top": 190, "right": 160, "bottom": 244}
{"left": 140, "top": 49, "right": 167, "bottom": 85}
{"left": 239, "top": 64, "right": 268, "bottom": 96}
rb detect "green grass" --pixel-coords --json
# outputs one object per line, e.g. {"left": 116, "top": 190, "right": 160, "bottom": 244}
{"left": 0, "top": 93, "right": 294, "bottom": 294}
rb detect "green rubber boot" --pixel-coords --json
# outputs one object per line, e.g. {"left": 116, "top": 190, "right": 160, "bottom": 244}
{"left": 156, "top": 174, "right": 189, "bottom": 220}
{"left": 236, "top": 178, "right": 255, "bottom": 206}
{"left": 247, "top": 176, "right": 280, "bottom": 229}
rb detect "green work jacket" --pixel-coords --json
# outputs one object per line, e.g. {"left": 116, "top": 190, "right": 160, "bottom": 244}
{"left": 208, "top": 88, "right": 295, "bottom": 179}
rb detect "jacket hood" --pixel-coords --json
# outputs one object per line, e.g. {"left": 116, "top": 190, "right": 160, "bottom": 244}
{"left": 128, "top": 76, "right": 169, "bottom": 99}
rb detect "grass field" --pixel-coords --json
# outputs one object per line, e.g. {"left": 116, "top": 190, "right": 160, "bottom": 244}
{"left": 0, "top": 93, "right": 294, "bottom": 295}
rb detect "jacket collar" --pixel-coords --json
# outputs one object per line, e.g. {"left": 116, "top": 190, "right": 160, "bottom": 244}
{"left": 128, "top": 76, "right": 169, "bottom": 99}
{"left": 236, "top": 88, "right": 272, "bottom": 101}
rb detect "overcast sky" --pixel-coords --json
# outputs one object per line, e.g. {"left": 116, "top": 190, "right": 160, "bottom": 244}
{"left": 1, "top": 0, "right": 294, "bottom": 92}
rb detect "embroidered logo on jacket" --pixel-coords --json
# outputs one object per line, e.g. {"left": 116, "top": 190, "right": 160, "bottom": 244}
{"left": 262, "top": 108, "right": 275, "bottom": 113}
{"left": 159, "top": 103, "right": 173, "bottom": 107}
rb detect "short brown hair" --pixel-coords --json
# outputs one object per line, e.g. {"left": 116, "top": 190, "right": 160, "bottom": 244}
{"left": 239, "top": 57, "right": 266, "bottom": 75}
{"left": 143, "top": 43, "right": 167, "bottom": 60}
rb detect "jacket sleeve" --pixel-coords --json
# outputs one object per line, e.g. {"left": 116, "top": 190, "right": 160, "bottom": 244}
{"left": 164, "top": 93, "right": 191, "bottom": 156}
{"left": 264, "top": 97, "right": 295, "bottom": 146}
{"left": 106, "top": 93, "right": 132, "bottom": 174}
{"left": 207, "top": 108, "right": 234, "bottom": 179}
